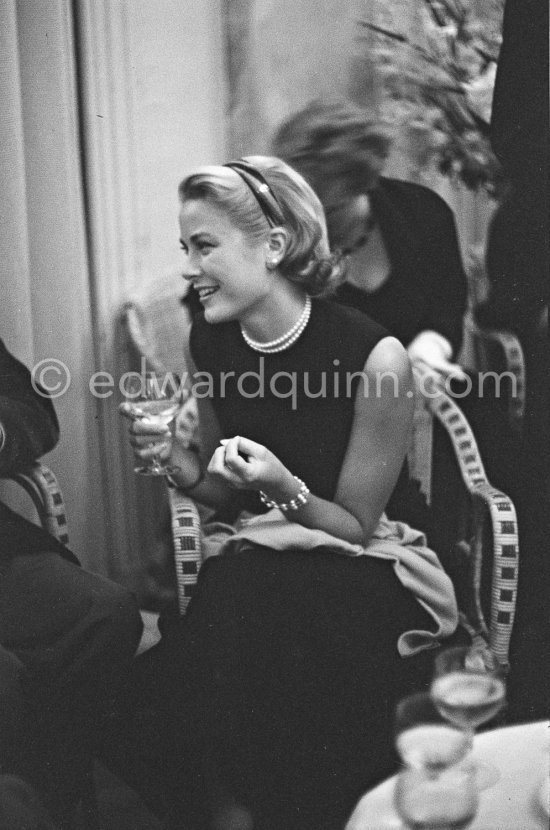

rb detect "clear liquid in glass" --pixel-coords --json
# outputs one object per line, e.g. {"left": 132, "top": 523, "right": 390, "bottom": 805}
{"left": 431, "top": 671, "right": 506, "bottom": 731}
{"left": 128, "top": 399, "right": 180, "bottom": 427}
{"left": 127, "top": 399, "right": 181, "bottom": 475}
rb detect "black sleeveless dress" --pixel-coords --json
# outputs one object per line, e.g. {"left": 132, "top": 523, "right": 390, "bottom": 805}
{"left": 190, "top": 298, "right": 388, "bottom": 513}
{"left": 115, "top": 300, "right": 437, "bottom": 830}
{"left": 190, "top": 296, "right": 424, "bottom": 529}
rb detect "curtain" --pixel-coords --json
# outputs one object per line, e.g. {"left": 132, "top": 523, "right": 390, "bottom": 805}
{"left": 0, "top": 0, "right": 110, "bottom": 571}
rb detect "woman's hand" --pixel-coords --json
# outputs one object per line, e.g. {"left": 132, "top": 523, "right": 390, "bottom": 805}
{"left": 407, "top": 330, "right": 467, "bottom": 383}
{"left": 119, "top": 401, "right": 173, "bottom": 464}
{"left": 208, "top": 435, "right": 296, "bottom": 499}
{"left": 119, "top": 400, "right": 204, "bottom": 488}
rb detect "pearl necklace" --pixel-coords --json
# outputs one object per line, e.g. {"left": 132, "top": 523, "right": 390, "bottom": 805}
{"left": 241, "top": 295, "right": 312, "bottom": 354}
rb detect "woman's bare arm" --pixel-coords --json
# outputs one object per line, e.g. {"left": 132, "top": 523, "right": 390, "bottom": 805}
{"left": 162, "top": 342, "right": 236, "bottom": 508}
{"left": 334, "top": 336, "right": 414, "bottom": 541}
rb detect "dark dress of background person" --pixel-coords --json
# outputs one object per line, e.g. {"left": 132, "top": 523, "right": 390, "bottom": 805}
{"left": 334, "top": 176, "right": 467, "bottom": 359}
{"left": 477, "top": 0, "right": 549, "bottom": 722}
{"left": 104, "top": 301, "right": 449, "bottom": 830}
{"left": 0, "top": 339, "right": 144, "bottom": 828}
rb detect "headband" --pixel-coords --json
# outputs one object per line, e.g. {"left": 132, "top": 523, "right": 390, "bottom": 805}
{"left": 224, "top": 159, "right": 285, "bottom": 227}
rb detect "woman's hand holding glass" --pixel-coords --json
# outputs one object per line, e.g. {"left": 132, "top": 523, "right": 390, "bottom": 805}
{"left": 121, "top": 405, "right": 172, "bottom": 470}
{"left": 119, "top": 371, "right": 200, "bottom": 481}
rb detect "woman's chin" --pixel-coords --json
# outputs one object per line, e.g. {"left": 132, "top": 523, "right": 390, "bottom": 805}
{"left": 203, "top": 301, "right": 231, "bottom": 325}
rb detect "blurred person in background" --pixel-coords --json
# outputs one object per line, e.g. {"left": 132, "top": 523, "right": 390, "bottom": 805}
{"left": 272, "top": 99, "right": 468, "bottom": 383}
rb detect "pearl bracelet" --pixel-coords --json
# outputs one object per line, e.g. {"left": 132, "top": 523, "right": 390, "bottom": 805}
{"left": 259, "top": 476, "right": 310, "bottom": 512}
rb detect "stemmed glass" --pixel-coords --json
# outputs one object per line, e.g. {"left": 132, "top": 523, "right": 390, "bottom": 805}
{"left": 123, "top": 370, "right": 184, "bottom": 476}
{"left": 430, "top": 645, "right": 506, "bottom": 789}
{"left": 393, "top": 692, "right": 478, "bottom": 830}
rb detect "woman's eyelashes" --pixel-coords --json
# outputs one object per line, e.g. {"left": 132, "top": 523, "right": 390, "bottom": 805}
{"left": 196, "top": 240, "right": 214, "bottom": 253}
{"left": 180, "top": 238, "right": 215, "bottom": 255}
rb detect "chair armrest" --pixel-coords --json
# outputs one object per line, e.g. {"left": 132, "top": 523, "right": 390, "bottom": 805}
{"left": 168, "top": 485, "right": 203, "bottom": 614}
{"left": 417, "top": 369, "right": 518, "bottom": 669}
{"left": 471, "top": 484, "right": 518, "bottom": 670}
{"left": 10, "top": 462, "right": 70, "bottom": 545}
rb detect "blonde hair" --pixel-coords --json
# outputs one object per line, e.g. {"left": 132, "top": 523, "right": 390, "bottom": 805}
{"left": 178, "top": 155, "right": 345, "bottom": 296}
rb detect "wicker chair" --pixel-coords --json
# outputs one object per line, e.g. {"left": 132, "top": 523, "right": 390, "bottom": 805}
{"left": 9, "top": 463, "right": 71, "bottom": 545}
{"left": 408, "top": 366, "right": 518, "bottom": 667}
{"left": 121, "top": 278, "right": 519, "bottom": 668}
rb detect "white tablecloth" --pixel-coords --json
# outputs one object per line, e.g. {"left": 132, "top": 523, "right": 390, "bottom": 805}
{"left": 345, "top": 720, "right": 549, "bottom": 830}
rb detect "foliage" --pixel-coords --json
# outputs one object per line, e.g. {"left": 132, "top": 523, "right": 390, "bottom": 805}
{"left": 358, "top": 0, "right": 506, "bottom": 194}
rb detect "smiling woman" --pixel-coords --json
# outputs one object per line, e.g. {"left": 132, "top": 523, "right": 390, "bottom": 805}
{"left": 179, "top": 196, "right": 278, "bottom": 330}
{"left": 112, "top": 155, "right": 459, "bottom": 830}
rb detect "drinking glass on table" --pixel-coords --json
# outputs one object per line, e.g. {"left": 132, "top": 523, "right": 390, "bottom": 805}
{"left": 393, "top": 692, "right": 478, "bottom": 830}
{"left": 122, "top": 370, "right": 184, "bottom": 476}
{"left": 431, "top": 645, "right": 506, "bottom": 789}
{"left": 395, "top": 692, "right": 471, "bottom": 774}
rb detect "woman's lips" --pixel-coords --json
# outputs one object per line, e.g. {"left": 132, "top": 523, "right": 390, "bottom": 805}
{"left": 196, "top": 286, "right": 219, "bottom": 301}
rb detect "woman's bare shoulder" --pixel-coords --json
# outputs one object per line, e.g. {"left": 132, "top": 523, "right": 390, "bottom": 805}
{"left": 364, "top": 335, "right": 411, "bottom": 379}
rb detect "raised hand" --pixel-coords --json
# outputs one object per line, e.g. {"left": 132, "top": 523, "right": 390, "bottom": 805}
{"left": 207, "top": 435, "right": 296, "bottom": 499}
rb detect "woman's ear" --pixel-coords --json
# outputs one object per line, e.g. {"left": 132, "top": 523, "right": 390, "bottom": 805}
{"left": 265, "top": 227, "right": 289, "bottom": 270}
